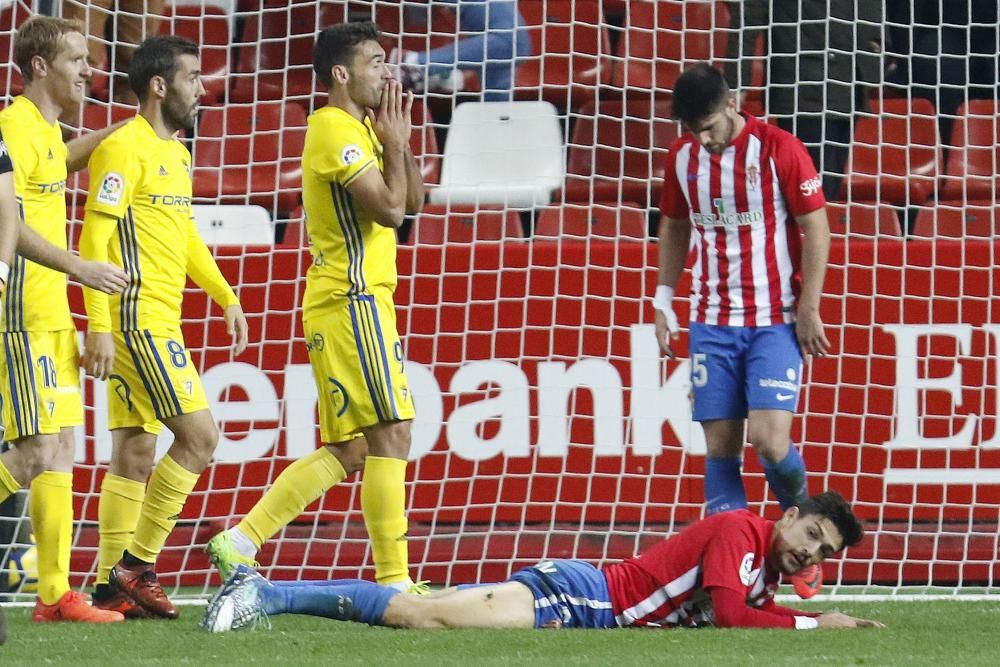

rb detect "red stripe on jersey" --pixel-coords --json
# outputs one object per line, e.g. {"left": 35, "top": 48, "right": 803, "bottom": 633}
{"left": 709, "top": 152, "right": 730, "bottom": 325}
{"left": 685, "top": 143, "right": 709, "bottom": 323}
{"left": 759, "top": 153, "right": 783, "bottom": 321}
{"left": 732, "top": 150, "right": 756, "bottom": 325}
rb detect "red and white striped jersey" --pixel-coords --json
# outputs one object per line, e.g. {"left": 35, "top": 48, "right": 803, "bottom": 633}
{"left": 602, "top": 511, "right": 780, "bottom": 628}
{"left": 659, "top": 114, "right": 826, "bottom": 327}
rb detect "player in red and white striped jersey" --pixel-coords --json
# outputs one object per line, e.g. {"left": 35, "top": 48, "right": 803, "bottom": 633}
{"left": 653, "top": 63, "right": 833, "bottom": 599}
{"left": 202, "top": 491, "right": 884, "bottom": 632}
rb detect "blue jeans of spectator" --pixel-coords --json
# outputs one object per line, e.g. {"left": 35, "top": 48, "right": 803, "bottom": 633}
{"left": 416, "top": 24, "right": 531, "bottom": 100}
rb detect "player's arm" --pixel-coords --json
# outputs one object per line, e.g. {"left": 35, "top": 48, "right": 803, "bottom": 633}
{"left": 401, "top": 144, "right": 425, "bottom": 215}
{"left": 710, "top": 587, "right": 811, "bottom": 629}
{"left": 348, "top": 81, "right": 412, "bottom": 229}
{"left": 0, "top": 172, "right": 18, "bottom": 293}
{"left": 794, "top": 206, "right": 831, "bottom": 360}
{"left": 65, "top": 120, "right": 129, "bottom": 173}
{"left": 79, "top": 208, "right": 122, "bottom": 379}
{"left": 185, "top": 218, "right": 248, "bottom": 356}
{"left": 652, "top": 152, "right": 692, "bottom": 359}
{"left": 16, "top": 220, "right": 128, "bottom": 294}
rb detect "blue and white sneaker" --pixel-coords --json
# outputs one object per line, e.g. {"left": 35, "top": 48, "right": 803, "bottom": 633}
{"left": 200, "top": 564, "right": 272, "bottom": 633}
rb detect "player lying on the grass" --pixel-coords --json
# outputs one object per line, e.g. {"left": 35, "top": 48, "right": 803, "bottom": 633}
{"left": 202, "top": 491, "right": 884, "bottom": 632}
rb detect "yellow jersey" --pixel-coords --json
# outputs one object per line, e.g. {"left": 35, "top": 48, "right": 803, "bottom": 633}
{"left": 301, "top": 105, "right": 397, "bottom": 319}
{"left": 82, "top": 115, "right": 238, "bottom": 336}
{"left": 0, "top": 96, "right": 72, "bottom": 332}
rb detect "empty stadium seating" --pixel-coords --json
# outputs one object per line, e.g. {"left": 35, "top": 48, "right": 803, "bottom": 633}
{"left": 410, "top": 205, "right": 525, "bottom": 244}
{"left": 912, "top": 201, "right": 998, "bottom": 238}
{"left": 160, "top": 4, "right": 231, "bottom": 103}
{"left": 0, "top": 1, "right": 32, "bottom": 98}
{"left": 941, "top": 100, "right": 999, "bottom": 200}
{"left": 844, "top": 98, "right": 941, "bottom": 205}
{"left": 535, "top": 204, "right": 648, "bottom": 240}
{"left": 192, "top": 101, "right": 307, "bottom": 213}
{"left": 825, "top": 202, "right": 903, "bottom": 237}
{"left": 563, "top": 99, "right": 679, "bottom": 206}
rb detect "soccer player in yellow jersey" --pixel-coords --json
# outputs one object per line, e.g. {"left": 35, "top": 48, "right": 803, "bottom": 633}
{"left": 79, "top": 35, "right": 249, "bottom": 620}
{"left": 208, "top": 21, "right": 426, "bottom": 592}
{"left": 0, "top": 16, "right": 133, "bottom": 625}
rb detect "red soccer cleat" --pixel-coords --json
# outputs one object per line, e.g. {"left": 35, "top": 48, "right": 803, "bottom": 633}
{"left": 790, "top": 564, "right": 823, "bottom": 599}
{"left": 109, "top": 561, "right": 179, "bottom": 620}
{"left": 32, "top": 590, "right": 125, "bottom": 623}
{"left": 93, "top": 588, "right": 153, "bottom": 620}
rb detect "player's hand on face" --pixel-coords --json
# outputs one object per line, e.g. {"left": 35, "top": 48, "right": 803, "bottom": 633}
{"left": 795, "top": 308, "right": 830, "bottom": 361}
{"left": 225, "top": 304, "right": 249, "bottom": 356}
{"left": 654, "top": 308, "right": 679, "bottom": 359}
{"left": 82, "top": 331, "right": 115, "bottom": 380}
{"left": 372, "top": 81, "right": 412, "bottom": 152}
{"left": 76, "top": 260, "right": 128, "bottom": 294}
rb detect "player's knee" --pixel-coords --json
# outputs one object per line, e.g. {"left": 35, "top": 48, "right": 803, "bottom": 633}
{"left": 750, "top": 436, "right": 787, "bottom": 463}
{"left": 10, "top": 436, "right": 59, "bottom": 481}
{"left": 328, "top": 439, "right": 366, "bottom": 475}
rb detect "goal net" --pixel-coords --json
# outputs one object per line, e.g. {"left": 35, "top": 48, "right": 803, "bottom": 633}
{"left": 1, "top": 0, "right": 999, "bottom": 601}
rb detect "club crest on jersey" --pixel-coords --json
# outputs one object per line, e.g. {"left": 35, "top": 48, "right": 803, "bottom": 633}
{"left": 341, "top": 144, "right": 364, "bottom": 165}
{"left": 97, "top": 172, "right": 125, "bottom": 206}
{"left": 746, "top": 164, "right": 760, "bottom": 187}
{"left": 739, "top": 552, "right": 756, "bottom": 585}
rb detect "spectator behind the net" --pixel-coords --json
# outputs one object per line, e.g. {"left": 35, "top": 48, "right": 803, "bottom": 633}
{"left": 885, "top": 0, "right": 999, "bottom": 144}
{"left": 725, "top": 0, "right": 883, "bottom": 201}
{"left": 390, "top": 0, "right": 532, "bottom": 101}
{"left": 62, "top": 0, "right": 166, "bottom": 104}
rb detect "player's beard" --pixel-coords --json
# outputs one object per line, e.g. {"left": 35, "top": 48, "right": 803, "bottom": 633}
{"left": 162, "top": 87, "right": 197, "bottom": 133}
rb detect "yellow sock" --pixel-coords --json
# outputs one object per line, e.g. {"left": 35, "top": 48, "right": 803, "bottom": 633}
{"left": 97, "top": 474, "right": 146, "bottom": 583}
{"left": 29, "top": 471, "right": 73, "bottom": 605}
{"left": 0, "top": 458, "right": 21, "bottom": 503}
{"left": 361, "top": 456, "right": 410, "bottom": 585}
{"left": 128, "top": 455, "right": 199, "bottom": 563}
{"left": 239, "top": 447, "right": 346, "bottom": 547}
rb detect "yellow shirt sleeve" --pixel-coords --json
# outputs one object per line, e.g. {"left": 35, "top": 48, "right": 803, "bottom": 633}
{"left": 309, "top": 119, "right": 376, "bottom": 187}
{"left": 85, "top": 137, "right": 139, "bottom": 219}
{"left": 79, "top": 209, "right": 118, "bottom": 333}
{"left": 185, "top": 216, "right": 240, "bottom": 310}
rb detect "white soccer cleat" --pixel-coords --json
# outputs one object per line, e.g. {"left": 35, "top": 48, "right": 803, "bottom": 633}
{"left": 201, "top": 564, "right": 272, "bottom": 633}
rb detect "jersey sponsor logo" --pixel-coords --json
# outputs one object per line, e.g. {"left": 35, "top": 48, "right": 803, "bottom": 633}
{"left": 759, "top": 377, "right": 798, "bottom": 391}
{"left": 739, "top": 552, "right": 755, "bottom": 585}
{"left": 38, "top": 180, "right": 66, "bottom": 194}
{"left": 341, "top": 144, "right": 364, "bottom": 165}
{"left": 690, "top": 207, "right": 764, "bottom": 228}
{"left": 149, "top": 194, "right": 192, "bottom": 207}
{"left": 97, "top": 172, "right": 125, "bottom": 206}
{"left": 799, "top": 175, "right": 822, "bottom": 197}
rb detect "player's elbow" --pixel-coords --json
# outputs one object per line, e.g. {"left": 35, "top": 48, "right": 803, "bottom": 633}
{"left": 374, "top": 207, "right": 406, "bottom": 229}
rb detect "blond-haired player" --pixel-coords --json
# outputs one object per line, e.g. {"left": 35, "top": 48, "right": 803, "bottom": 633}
{"left": 208, "top": 21, "right": 426, "bottom": 593}
{"left": 80, "top": 35, "right": 248, "bottom": 620}
{"left": 0, "top": 15, "right": 130, "bottom": 624}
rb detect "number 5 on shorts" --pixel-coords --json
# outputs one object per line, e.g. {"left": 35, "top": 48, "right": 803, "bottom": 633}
{"left": 691, "top": 352, "right": 708, "bottom": 387}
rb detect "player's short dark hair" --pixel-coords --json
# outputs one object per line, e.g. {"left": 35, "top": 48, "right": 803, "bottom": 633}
{"left": 671, "top": 62, "right": 730, "bottom": 125}
{"left": 798, "top": 491, "right": 864, "bottom": 549}
{"left": 129, "top": 35, "right": 199, "bottom": 102}
{"left": 314, "top": 21, "right": 381, "bottom": 89}
{"left": 14, "top": 15, "right": 84, "bottom": 84}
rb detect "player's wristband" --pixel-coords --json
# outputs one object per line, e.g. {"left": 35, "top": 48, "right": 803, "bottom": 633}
{"left": 0, "top": 260, "right": 9, "bottom": 286}
{"left": 794, "top": 616, "right": 819, "bottom": 630}
{"left": 652, "top": 284, "right": 674, "bottom": 312}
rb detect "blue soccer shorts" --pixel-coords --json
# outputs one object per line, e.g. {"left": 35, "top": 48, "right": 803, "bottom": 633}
{"left": 688, "top": 322, "right": 803, "bottom": 421}
{"left": 508, "top": 559, "right": 615, "bottom": 629}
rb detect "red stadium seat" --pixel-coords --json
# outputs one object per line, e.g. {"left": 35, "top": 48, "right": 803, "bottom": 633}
{"left": 844, "top": 98, "right": 941, "bottom": 205}
{"left": 160, "top": 5, "right": 231, "bottom": 103}
{"left": 278, "top": 206, "right": 307, "bottom": 247}
{"left": 535, "top": 204, "right": 648, "bottom": 240}
{"left": 825, "top": 202, "right": 902, "bottom": 237}
{"left": 0, "top": 1, "right": 32, "bottom": 98}
{"left": 514, "top": 0, "right": 609, "bottom": 109}
{"left": 941, "top": 100, "right": 1000, "bottom": 200}
{"left": 912, "top": 201, "right": 998, "bottom": 238}
{"left": 232, "top": 3, "right": 349, "bottom": 104}
{"left": 613, "top": 0, "right": 730, "bottom": 95}
{"left": 409, "top": 205, "right": 524, "bottom": 244}
{"left": 563, "top": 99, "right": 680, "bottom": 206}
{"left": 192, "top": 101, "right": 307, "bottom": 213}
{"left": 410, "top": 99, "right": 440, "bottom": 187}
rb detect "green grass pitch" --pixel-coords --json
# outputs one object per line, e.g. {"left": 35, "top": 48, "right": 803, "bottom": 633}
{"left": 1, "top": 600, "right": 998, "bottom": 666}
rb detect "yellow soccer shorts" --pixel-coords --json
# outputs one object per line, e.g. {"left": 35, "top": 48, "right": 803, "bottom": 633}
{"left": 108, "top": 330, "right": 208, "bottom": 434}
{"left": 304, "top": 290, "right": 415, "bottom": 444}
{"left": 0, "top": 329, "right": 84, "bottom": 441}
